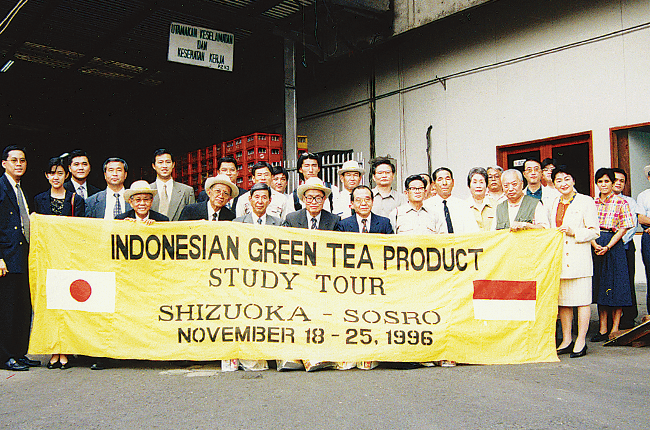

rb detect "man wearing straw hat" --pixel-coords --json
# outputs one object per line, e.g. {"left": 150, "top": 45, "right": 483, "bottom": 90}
{"left": 116, "top": 180, "right": 169, "bottom": 224}
{"left": 332, "top": 160, "right": 365, "bottom": 218}
{"left": 282, "top": 177, "right": 340, "bottom": 230}
{"left": 179, "top": 174, "right": 237, "bottom": 221}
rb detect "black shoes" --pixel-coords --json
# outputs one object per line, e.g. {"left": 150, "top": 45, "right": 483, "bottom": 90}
{"left": 590, "top": 332, "right": 609, "bottom": 342}
{"left": 556, "top": 342, "right": 575, "bottom": 355}
{"left": 570, "top": 345, "right": 588, "bottom": 358}
{"left": 5, "top": 358, "right": 29, "bottom": 371}
{"left": 17, "top": 356, "right": 41, "bottom": 367}
{"left": 47, "top": 360, "right": 62, "bottom": 369}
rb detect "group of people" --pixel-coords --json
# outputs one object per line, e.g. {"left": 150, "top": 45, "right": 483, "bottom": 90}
{"left": 1, "top": 143, "right": 647, "bottom": 372}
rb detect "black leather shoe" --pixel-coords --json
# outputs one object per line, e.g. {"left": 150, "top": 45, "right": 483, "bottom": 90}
{"left": 590, "top": 332, "right": 609, "bottom": 342}
{"left": 47, "top": 361, "right": 62, "bottom": 369}
{"left": 60, "top": 361, "right": 72, "bottom": 370}
{"left": 556, "top": 342, "right": 575, "bottom": 355}
{"left": 17, "top": 356, "right": 41, "bottom": 367}
{"left": 570, "top": 345, "right": 588, "bottom": 358}
{"left": 90, "top": 361, "right": 105, "bottom": 370}
{"left": 5, "top": 358, "right": 29, "bottom": 371}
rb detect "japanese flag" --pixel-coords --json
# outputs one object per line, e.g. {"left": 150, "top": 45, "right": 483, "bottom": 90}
{"left": 472, "top": 280, "right": 536, "bottom": 321}
{"left": 46, "top": 269, "right": 116, "bottom": 313}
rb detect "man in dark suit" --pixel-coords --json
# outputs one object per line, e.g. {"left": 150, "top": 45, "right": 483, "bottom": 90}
{"left": 283, "top": 177, "right": 340, "bottom": 230}
{"left": 149, "top": 149, "right": 195, "bottom": 221}
{"left": 234, "top": 183, "right": 282, "bottom": 226}
{"left": 85, "top": 157, "right": 131, "bottom": 219}
{"left": 179, "top": 174, "right": 237, "bottom": 221}
{"left": 0, "top": 145, "right": 40, "bottom": 371}
{"left": 115, "top": 180, "right": 169, "bottom": 223}
{"left": 63, "top": 149, "right": 101, "bottom": 199}
{"left": 336, "top": 185, "right": 393, "bottom": 234}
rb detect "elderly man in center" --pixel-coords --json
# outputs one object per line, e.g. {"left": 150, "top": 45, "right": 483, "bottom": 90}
{"left": 494, "top": 169, "right": 549, "bottom": 230}
{"left": 179, "top": 175, "right": 237, "bottom": 221}
{"left": 116, "top": 180, "right": 169, "bottom": 224}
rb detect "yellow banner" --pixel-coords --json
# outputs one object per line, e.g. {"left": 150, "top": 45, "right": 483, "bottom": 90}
{"left": 28, "top": 214, "right": 563, "bottom": 364}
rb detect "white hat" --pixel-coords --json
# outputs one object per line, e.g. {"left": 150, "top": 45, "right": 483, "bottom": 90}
{"left": 644, "top": 165, "right": 650, "bottom": 177}
{"left": 297, "top": 177, "right": 332, "bottom": 200}
{"left": 338, "top": 160, "right": 365, "bottom": 175}
{"left": 124, "top": 180, "right": 157, "bottom": 200}
{"left": 205, "top": 174, "right": 239, "bottom": 198}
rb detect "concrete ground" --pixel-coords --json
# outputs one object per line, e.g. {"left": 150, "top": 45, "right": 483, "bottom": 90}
{"left": 1, "top": 287, "right": 649, "bottom": 430}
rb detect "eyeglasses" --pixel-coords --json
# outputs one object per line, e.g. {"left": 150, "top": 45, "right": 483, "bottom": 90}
{"left": 408, "top": 187, "right": 425, "bottom": 192}
{"left": 211, "top": 190, "right": 231, "bottom": 197}
{"left": 305, "top": 196, "right": 324, "bottom": 203}
{"left": 524, "top": 167, "right": 541, "bottom": 173}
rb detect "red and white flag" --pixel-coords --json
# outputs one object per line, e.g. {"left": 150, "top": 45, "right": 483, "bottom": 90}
{"left": 472, "top": 280, "right": 536, "bottom": 321}
{"left": 46, "top": 269, "right": 116, "bottom": 313}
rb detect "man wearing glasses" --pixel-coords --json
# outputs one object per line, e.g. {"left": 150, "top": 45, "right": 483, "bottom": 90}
{"left": 390, "top": 174, "right": 444, "bottom": 235}
{"left": 523, "top": 158, "right": 559, "bottom": 207}
{"left": 282, "top": 177, "right": 339, "bottom": 230}
{"left": 179, "top": 174, "right": 237, "bottom": 221}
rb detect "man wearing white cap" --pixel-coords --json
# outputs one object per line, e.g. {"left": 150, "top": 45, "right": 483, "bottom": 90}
{"left": 116, "top": 180, "right": 169, "bottom": 224}
{"left": 179, "top": 174, "right": 237, "bottom": 221}
{"left": 282, "top": 177, "right": 340, "bottom": 230}
{"left": 332, "top": 160, "right": 364, "bottom": 218}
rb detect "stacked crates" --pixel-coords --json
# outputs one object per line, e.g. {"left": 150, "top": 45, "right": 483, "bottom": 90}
{"left": 177, "top": 133, "right": 308, "bottom": 192}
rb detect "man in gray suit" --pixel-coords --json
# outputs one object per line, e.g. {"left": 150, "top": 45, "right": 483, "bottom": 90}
{"left": 149, "top": 149, "right": 195, "bottom": 221}
{"left": 85, "top": 157, "right": 132, "bottom": 219}
{"left": 233, "top": 183, "right": 282, "bottom": 226}
{"left": 283, "top": 177, "right": 340, "bottom": 230}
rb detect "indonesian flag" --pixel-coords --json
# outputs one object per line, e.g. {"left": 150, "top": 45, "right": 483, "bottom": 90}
{"left": 46, "top": 269, "right": 116, "bottom": 313}
{"left": 472, "top": 280, "right": 536, "bottom": 321}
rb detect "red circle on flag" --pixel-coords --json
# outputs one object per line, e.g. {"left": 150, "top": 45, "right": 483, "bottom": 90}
{"left": 70, "top": 279, "right": 92, "bottom": 302}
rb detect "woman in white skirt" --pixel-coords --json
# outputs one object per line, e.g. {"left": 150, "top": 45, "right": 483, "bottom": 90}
{"left": 550, "top": 167, "right": 599, "bottom": 358}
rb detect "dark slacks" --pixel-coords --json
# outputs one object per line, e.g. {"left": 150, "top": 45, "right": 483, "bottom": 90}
{"left": 0, "top": 273, "right": 31, "bottom": 363}
{"left": 642, "top": 233, "right": 650, "bottom": 314}
{"left": 621, "top": 240, "right": 638, "bottom": 327}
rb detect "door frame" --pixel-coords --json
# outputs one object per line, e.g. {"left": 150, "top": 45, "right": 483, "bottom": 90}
{"left": 611, "top": 122, "right": 650, "bottom": 197}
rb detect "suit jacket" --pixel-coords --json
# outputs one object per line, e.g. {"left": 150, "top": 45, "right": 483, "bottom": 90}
{"left": 85, "top": 189, "right": 132, "bottom": 218}
{"left": 282, "top": 208, "right": 340, "bottom": 231}
{"left": 63, "top": 180, "right": 101, "bottom": 198}
{"left": 178, "top": 202, "right": 235, "bottom": 221}
{"left": 115, "top": 209, "right": 169, "bottom": 222}
{"left": 549, "top": 193, "right": 600, "bottom": 279}
{"left": 335, "top": 213, "right": 393, "bottom": 234}
{"left": 149, "top": 180, "right": 195, "bottom": 221}
{"left": 0, "top": 174, "right": 28, "bottom": 272}
{"left": 234, "top": 212, "right": 283, "bottom": 226}
{"left": 33, "top": 190, "right": 85, "bottom": 217}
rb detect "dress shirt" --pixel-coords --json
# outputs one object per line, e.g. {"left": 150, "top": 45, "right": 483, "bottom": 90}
{"left": 251, "top": 213, "right": 265, "bottom": 225}
{"left": 333, "top": 188, "right": 353, "bottom": 217}
{"left": 636, "top": 188, "right": 650, "bottom": 226}
{"left": 486, "top": 191, "right": 507, "bottom": 204}
{"left": 156, "top": 178, "right": 173, "bottom": 200}
{"left": 500, "top": 196, "right": 550, "bottom": 228}
{"left": 104, "top": 188, "right": 126, "bottom": 220}
{"left": 135, "top": 213, "right": 150, "bottom": 222}
{"left": 467, "top": 196, "right": 496, "bottom": 231}
{"left": 427, "top": 195, "right": 479, "bottom": 234}
{"left": 5, "top": 174, "right": 29, "bottom": 213}
{"left": 595, "top": 193, "right": 634, "bottom": 231}
{"left": 308, "top": 212, "right": 322, "bottom": 229}
{"left": 371, "top": 187, "right": 404, "bottom": 218}
{"left": 207, "top": 202, "right": 221, "bottom": 221}
{"left": 356, "top": 214, "right": 371, "bottom": 233}
{"left": 525, "top": 185, "right": 559, "bottom": 208}
{"left": 390, "top": 202, "right": 444, "bottom": 235}
{"left": 70, "top": 179, "right": 88, "bottom": 199}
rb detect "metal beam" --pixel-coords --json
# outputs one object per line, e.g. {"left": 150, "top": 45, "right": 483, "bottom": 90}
{"left": 283, "top": 37, "right": 297, "bottom": 167}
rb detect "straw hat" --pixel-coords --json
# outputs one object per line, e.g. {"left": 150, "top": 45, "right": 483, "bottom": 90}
{"left": 338, "top": 160, "right": 365, "bottom": 175}
{"left": 205, "top": 174, "right": 239, "bottom": 198}
{"left": 297, "top": 177, "right": 332, "bottom": 200}
{"left": 124, "top": 180, "right": 157, "bottom": 200}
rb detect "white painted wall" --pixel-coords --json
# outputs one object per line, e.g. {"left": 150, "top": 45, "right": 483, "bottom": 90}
{"left": 296, "top": 0, "right": 650, "bottom": 200}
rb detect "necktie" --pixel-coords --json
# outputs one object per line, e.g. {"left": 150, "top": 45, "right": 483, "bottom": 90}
{"left": 77, "top": 184, "right": 86, "bottom": 199}
{"left": 113, "top": 193, "right": 122, "bottom": 219}
{"left": 361, "top": 218, "right": 368, "bottom": 233}
{"left": 443, "top": 200, "right": 454, "bottom": 233}
{"left": 15, "top": 183, "right": 29, "bottom": 242}
{"left": 257, "top": 217, "right": 263, "bottom": 225}
{"left": 310, "top": 217, "right": 317, "bottom": 230}
{"left": 212, "top": 212, "right": 218, "bottom": 221}
{"left": 159, "top": 184, "right": 169, "bottom": 216}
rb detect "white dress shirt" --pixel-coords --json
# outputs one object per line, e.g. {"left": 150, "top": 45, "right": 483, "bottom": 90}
{"left": 427, "top": 195, "right": 479, "bottom": 234}
{"left": 104, "top": 188, "right": 126, "bottom": 220}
